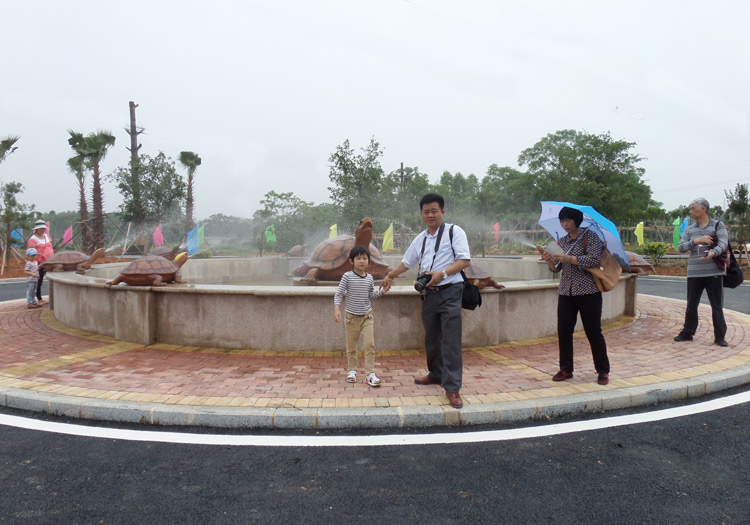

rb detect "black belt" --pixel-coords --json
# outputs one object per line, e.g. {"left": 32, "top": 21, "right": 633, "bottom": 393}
{"left": 426, "top": 282, "right": 459, "bottom": 292}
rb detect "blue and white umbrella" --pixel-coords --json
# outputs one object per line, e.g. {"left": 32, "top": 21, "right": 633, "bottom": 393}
{"left": 538, "top": 201, "right": 630, "bottom": 270}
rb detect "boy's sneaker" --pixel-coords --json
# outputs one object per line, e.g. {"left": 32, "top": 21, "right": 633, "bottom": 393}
{"left": 27, "top": 304, "right": 39, "bottom": 309}
{"left": 346, "top": 370, "right": 357, "bottom": 383}
{"left": 365, "top": 373, "right": 381, "bottom": 387}
{"left": 597, "top": 373, "right": 609, "bottom": 385}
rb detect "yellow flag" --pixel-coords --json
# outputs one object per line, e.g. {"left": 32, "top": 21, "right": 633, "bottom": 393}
{"left": 634, "top": 222, "right": 644, "bottom": 246}
{"left": 382, "top": 223, "right": 394, "bottom": 252}
{"left": 329, "top": 224, "right": 337, "bottom": 239}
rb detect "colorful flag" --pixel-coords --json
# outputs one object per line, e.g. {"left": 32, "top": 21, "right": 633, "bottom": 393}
{"left": 10, "top": 228, "right": 24, "bottom": 247}
{"left": 672, "top": 218, "right": 681, "bottom": 249}
{"left": 152, "top": 224, "right": 164, "bottom": 246}
{"left": 382, "top": 223, "right": 394, "bottom": 252}
{"left": 634, "top": 222, "right": 644, "bottom": 246}
{"left": 62, "top": 226, "right": 73, "bottom": 246}
{"left": 329, "top": 224, "right": 337, "bottom": 239}
{"left": 680, "top": 217, "right": 688, "bottom": 237}
{"left": 264, "top": 224, "right": 276, "bottom": 244}
{"left": 492, "top": 222, "right": 499, "bottom": 242}
{"left": 186, "top": 225, "right": 199, "bottom": 255}
{"left": 198, "top": 224, "right": 205, "bottom": 243}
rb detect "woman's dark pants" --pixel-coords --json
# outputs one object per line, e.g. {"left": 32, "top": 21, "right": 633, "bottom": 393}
{"left": 558, "top": 292, "right": 609, "bottom": 374}
{"left": 36, "top": 267, "right": 46, "bottom": 301}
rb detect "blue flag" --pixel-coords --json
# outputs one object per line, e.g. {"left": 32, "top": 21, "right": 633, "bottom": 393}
{"left": 10, "top": 228, "right": 24, "bottom": 247}
{"left": 679, "top": 217, "right": 689, "bottom": 237}
{"left": 186, "top": 226, "right": 199, "bottom": 255}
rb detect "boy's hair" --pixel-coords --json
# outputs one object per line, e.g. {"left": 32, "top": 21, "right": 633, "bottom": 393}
{"left": 348, "top": 245, "right": 371, "bottom": 261}
{"left": 558, "top": 207, "right": 584, "bottom": 228}
{"left": 420, "top": 193, "right": 445, "bottom": 211}
{"left": 26, "top": 248, "right": 38, "bottom": 257}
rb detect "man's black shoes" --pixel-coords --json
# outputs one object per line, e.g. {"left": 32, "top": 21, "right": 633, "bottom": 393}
{"left": 673, "top": 333, "right": 693, "bottom": 342}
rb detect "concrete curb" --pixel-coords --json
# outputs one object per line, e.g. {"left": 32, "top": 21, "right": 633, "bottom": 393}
{"left": 2, "top": 364, "right": 748, "bottom": 429}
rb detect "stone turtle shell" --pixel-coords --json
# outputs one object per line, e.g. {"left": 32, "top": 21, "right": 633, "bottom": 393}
{"left": 304, "top": 235, "right": 385, "bottom": 270}
{"left": 43, "top": 251, "right": 89, "bottom": 265}
{"left": 121, "top": 255, "right": 179, "bottom": 275}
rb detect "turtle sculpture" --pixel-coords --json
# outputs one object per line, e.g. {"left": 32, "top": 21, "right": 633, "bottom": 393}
{"left": 106, "top": 252, "right": 188, "bottom": 286}
{"left": 147, "top": 245, "right": 181, "bottom": 261}
{"left": 291, "top": 218, "right": 390, "bottom": 282}
{"left": 40, "top": 248, "right": 106, "bottom": 273}
{"left": 463, "top": 263, "right": 505, "bottom": 290}
{"left": 286, "top": 244, "right": 309, "bottom": 258}
{"left": 625, "top": 251, "right": 656, "bottom": 275}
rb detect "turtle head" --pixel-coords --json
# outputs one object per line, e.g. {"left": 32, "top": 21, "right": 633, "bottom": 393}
{"left": 90, "top": 248, "right": 106, "bottom": 262}
{"left": 173, "top": 252, "right": 189, "bottom": 268}
{"left": 354, "top": 218, "right": 373, "bottom": 247}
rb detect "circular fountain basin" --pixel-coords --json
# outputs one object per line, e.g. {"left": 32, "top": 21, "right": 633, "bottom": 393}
{"left": 47, "top": 256, "right": 637, "bottom": 352}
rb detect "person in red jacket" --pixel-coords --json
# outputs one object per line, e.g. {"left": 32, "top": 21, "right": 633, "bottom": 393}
{"left": 27, "top": 219, "right": 54, "bottom": 305}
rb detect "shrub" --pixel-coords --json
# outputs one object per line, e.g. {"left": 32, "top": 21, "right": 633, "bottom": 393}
{"left": 641, "top": 242, "right": 669, "bottom": 264}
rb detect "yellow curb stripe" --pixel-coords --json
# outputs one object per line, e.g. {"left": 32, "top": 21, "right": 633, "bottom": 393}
{"left": 0, "top": 342, "right": 142, "bottom": 378}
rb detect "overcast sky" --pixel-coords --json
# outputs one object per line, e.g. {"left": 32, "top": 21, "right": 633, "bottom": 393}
{"left": 2, "top": 0, "right": 747, "bottom": 223}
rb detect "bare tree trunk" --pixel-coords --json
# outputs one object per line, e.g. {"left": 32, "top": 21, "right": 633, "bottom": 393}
{"left": 91, "top": 164, "right": 104, "bottom": 249}
{"left": 185, "top": 173, "right": 195, "bottom": 232}
{"left": 78, "top": 180, "right": 92, "bottom": 252}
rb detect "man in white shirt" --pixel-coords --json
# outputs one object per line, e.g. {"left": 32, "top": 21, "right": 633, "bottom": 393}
{"left": 381, "top": 194, "right": 470, "bottom": 408}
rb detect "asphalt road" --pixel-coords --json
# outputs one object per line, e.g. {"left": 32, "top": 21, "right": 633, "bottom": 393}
{"left": 0, "top": 277, "right": 748, "bottom": 523}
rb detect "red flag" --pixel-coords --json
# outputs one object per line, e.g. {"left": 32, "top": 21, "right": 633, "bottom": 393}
{"left": 492, "top": 222, "right": 499, "bottom": 242}
{"left": 152, "top": 224, "right": 164, "bottom": 246}
{"left": 62, "top": 226, "right": 73, "bottom": 245}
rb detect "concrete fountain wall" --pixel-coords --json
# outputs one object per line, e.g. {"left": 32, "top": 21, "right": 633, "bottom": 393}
{"left": 47, "top": 256, "right": 637, "bottom": 352}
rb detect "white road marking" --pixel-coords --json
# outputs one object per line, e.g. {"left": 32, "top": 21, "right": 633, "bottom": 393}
{"left": 0, "top": 391, "right": 748, "bottom": 447}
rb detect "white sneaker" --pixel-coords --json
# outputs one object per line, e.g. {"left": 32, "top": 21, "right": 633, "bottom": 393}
{"left": 365, "top": 373, "right": 381, "bottom": 387}
{"left": 346, "top": 370, "right": 357, "bottom": 383}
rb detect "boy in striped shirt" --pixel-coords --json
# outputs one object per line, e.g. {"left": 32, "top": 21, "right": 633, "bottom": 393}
{"left": 334, "top": 245, "right": 388, "bottom": 386}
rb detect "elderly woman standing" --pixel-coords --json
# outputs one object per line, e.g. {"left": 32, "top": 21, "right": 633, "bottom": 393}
{"left": 674, "top": 198, "right": 729, "bottom": 346}
{"left": 540, "top": 206, "right": 610, "bottom": 385}
{"left": 27, "top": 219, "right": 54, "bottom": 305}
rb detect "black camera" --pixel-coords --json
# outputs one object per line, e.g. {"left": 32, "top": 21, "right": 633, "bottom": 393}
{"left": 414, "top": 273, "right": 431, "bottom": 293}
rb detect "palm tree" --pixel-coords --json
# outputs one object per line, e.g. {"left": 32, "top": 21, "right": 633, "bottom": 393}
{"left": 179, "top": 151, "right": 202, "bottom": 231}
{"left": 68, "top": 130, "right": 116, "bottom": 249}
{"left": 67, "top": 156, "right": 92, "bottom": 252}
{"left": 0, "top": 136, "right": 20, "bottom": 164}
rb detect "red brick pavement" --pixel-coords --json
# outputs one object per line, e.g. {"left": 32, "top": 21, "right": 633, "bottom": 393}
{"left": 0, "top": 295, "right": 748, "bottom": 407}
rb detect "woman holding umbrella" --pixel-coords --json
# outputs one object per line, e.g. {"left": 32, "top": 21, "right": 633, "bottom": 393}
{"left": 539, "top": 206, "right": 611, "bottom": 385}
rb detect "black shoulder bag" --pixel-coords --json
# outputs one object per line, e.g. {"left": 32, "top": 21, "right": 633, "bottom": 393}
{"left": 713, "top": 221, "right": 744, "bottom": 289}
{"left": 448, "top": 226, "right": 482, "bottom": 310}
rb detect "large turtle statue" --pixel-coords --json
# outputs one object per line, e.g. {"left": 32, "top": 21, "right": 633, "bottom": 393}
{"left": 625, "top": 250, "right": 655, "bottom": 275}
{"left": 107, "top": 252, "right": 188, "bottom": 287}
{"left": 291, "top": 218, "right": 390, "bottom": 282}
{"left": 286, "top": 244, "right": 309, "bottom": 257}
{"left": 40, "top": 248, "right": 106, "bottom": 273}
{"left": 147, "top": 245, "right": 181, "bottom": 261}
{"left": 463, "top": 263, "right": 505, "bottom": 290}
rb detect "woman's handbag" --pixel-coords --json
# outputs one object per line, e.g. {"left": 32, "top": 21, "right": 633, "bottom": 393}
{"left": 582, "top": 233, "right": 622, "bottom": 292}
{"left": 723, "top": 248, "right": 744, "bottom": 289}
{"left": 460, "top": 270, "right": 482, "bottom": 310}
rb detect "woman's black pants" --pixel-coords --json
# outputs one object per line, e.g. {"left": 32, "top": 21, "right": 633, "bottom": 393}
{"left": 558, "top": 292, "right": 609, "bottom": 374}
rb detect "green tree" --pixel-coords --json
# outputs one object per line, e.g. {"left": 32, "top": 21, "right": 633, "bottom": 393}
{"left": 327, "top": 138, "right": 385, "bottom": 226}
{"left": 382, "top": 165, "right": 432, "bottom": 235}
{"left": 478, "top": 164, "right": 538, "bottom": 219}
{"left": 178, "top": 151, "right": 202, "bottom": 231}
{"left": 518, "top": 129, "right": 652, "bottom": 223}
{"left": 109, "top": 152, "right": 187, "bottom": 230}
{"left": 1, "top": 182, "right": 35, "bottom": 266}
{"left": 67, "top": 130, "right": 116, "bottom": 248}
{"left": 67, "top": 156, "right": 92, "bottom": 252}
{"left": 0, "top": 136, "right": 20, "bottom": 164}
{"left": 252, "top": 191, "right": 313, "bottom": 252}
{"left": 725, "top": 183, "right": 749, "bottom": 263}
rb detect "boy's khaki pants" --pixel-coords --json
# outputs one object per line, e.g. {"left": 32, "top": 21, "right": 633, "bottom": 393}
{"left": 345, "top": 311, "right": 375, "bottom": 376}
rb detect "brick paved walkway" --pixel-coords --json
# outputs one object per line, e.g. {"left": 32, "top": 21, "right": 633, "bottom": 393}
{"left": 1, "top": 295, "right": 748, "bottom": 411}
